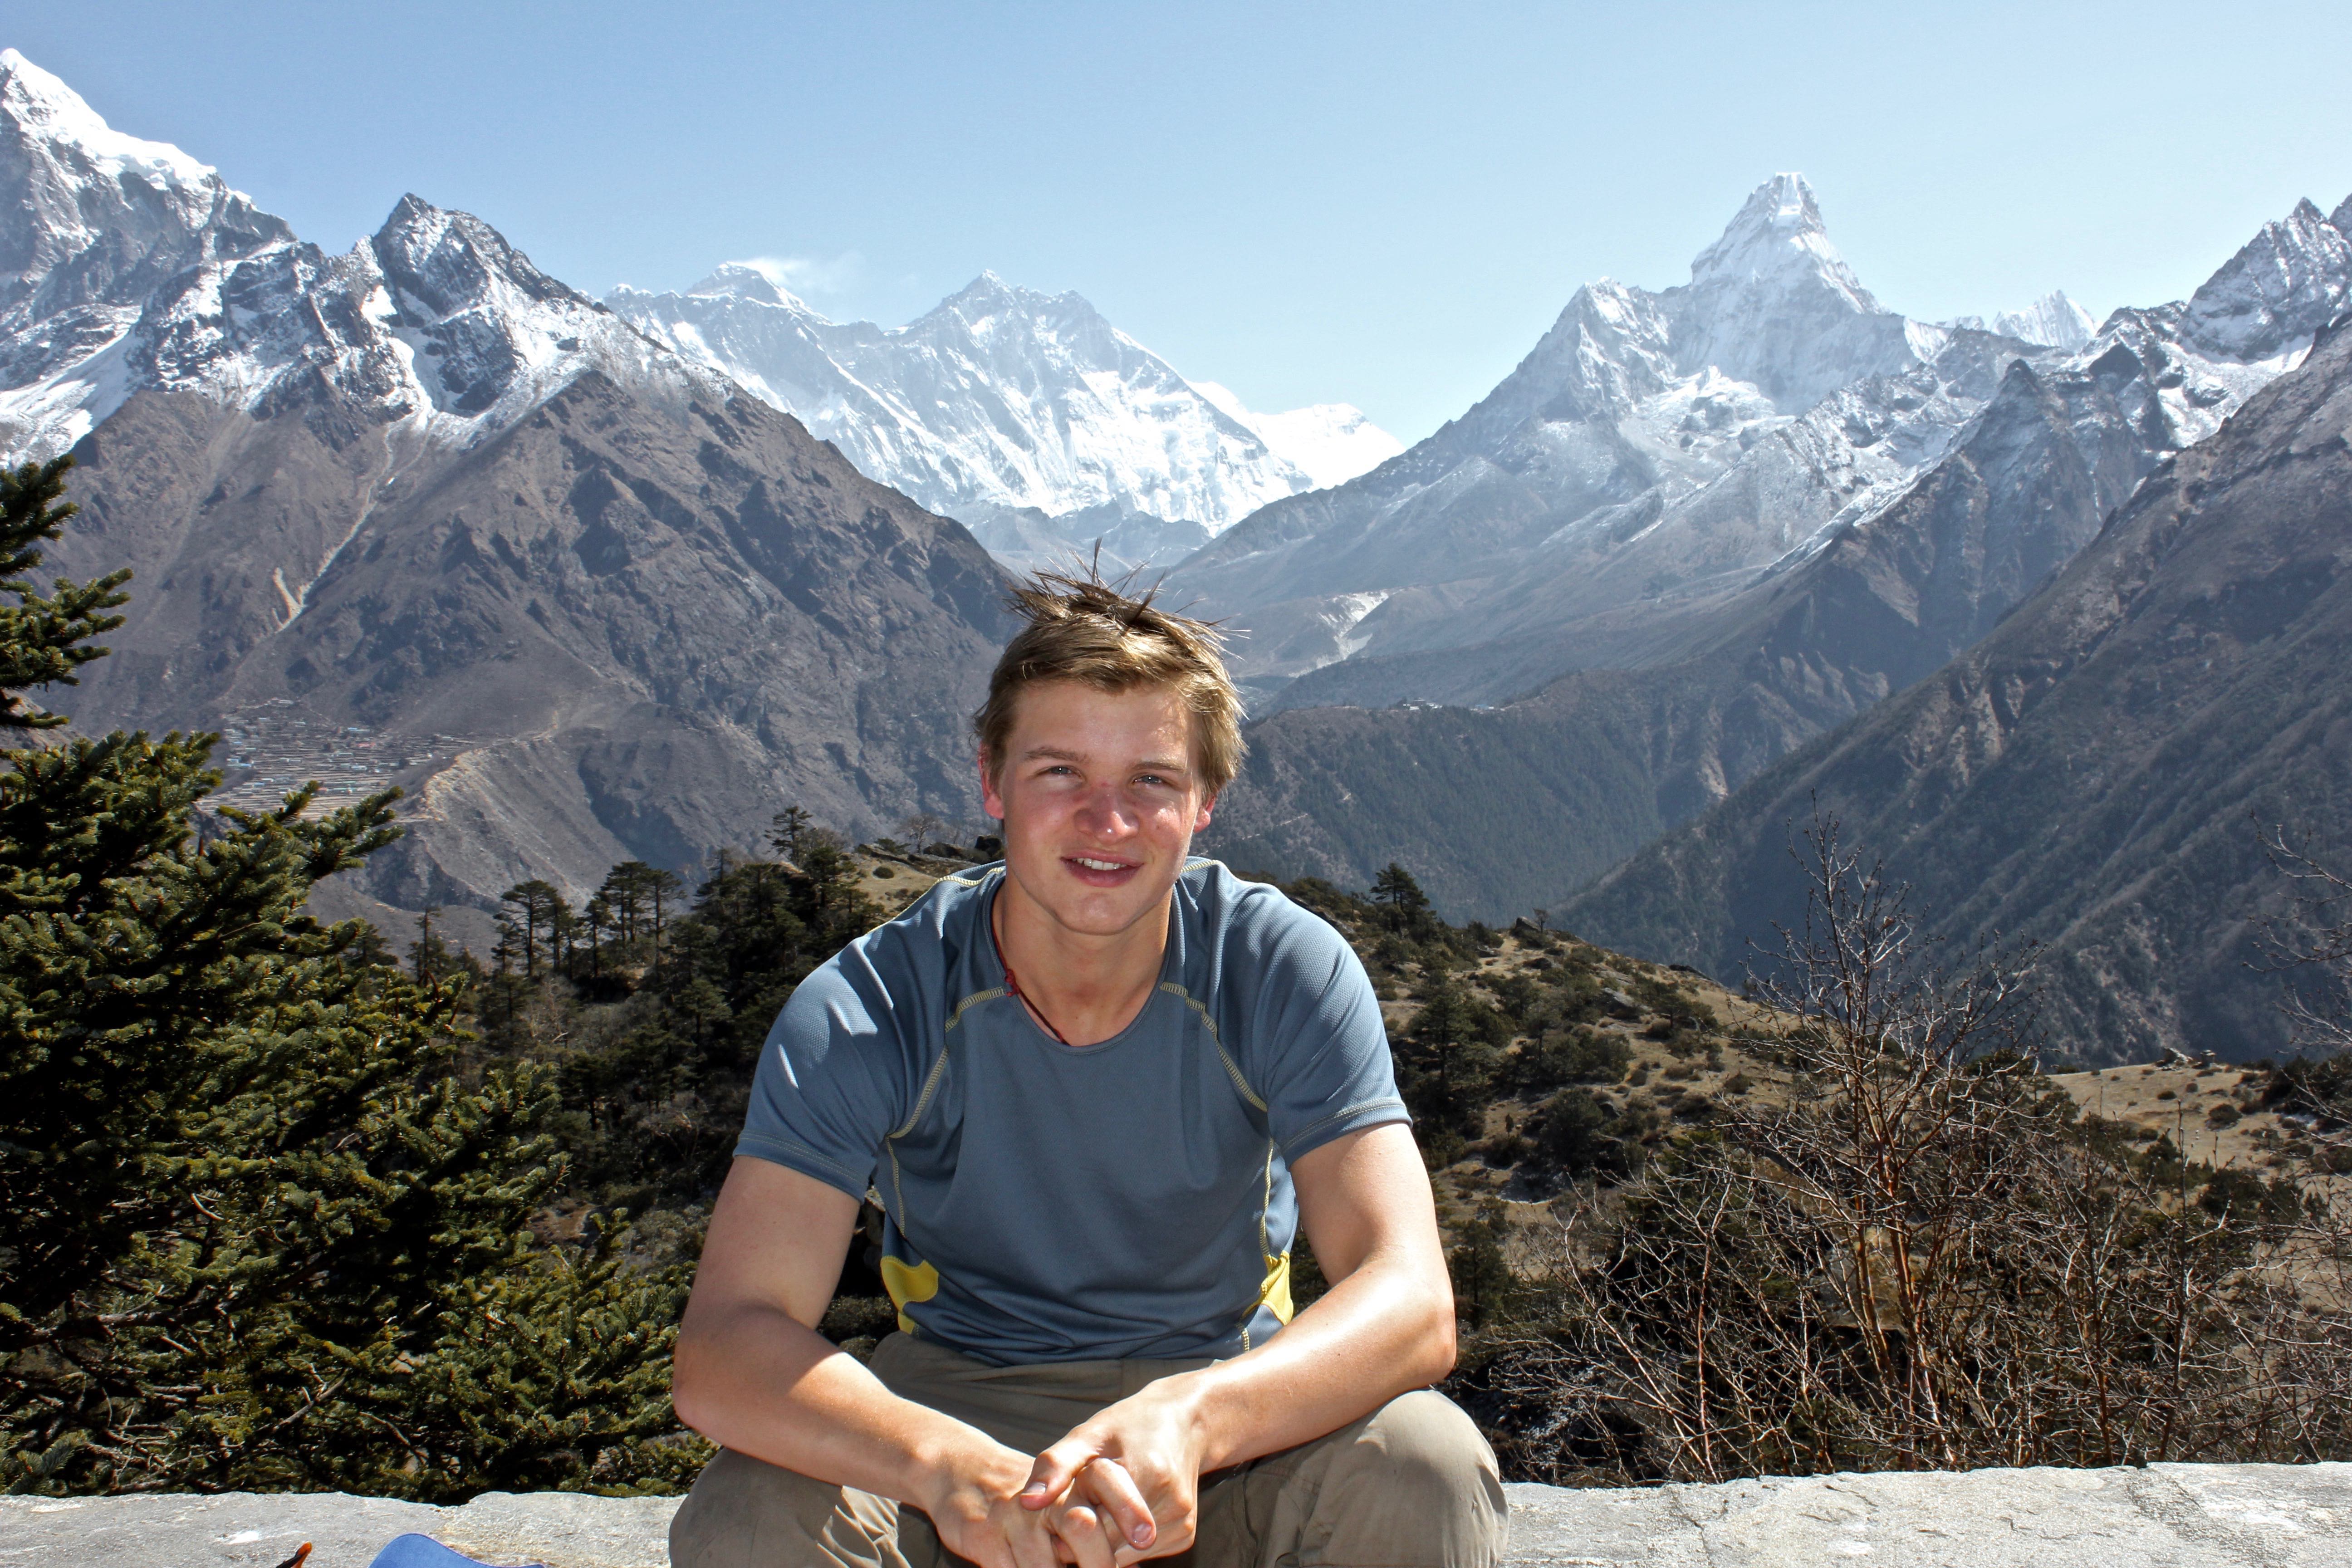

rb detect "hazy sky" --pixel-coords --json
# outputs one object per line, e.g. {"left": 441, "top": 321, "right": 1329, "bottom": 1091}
{"left": 16, "top": 1, "right": 2352, "bottom": 442}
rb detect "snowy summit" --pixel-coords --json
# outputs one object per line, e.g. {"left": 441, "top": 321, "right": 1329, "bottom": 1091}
{"left": 0, "top": 49, "right": 728, "bottom": 465}
{"left": 608, "top": 268, "right": 1399, "bottom": 535}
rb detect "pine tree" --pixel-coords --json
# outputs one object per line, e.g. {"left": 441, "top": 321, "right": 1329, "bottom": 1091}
{"left": 767, "top": 805, "right": 813, "bottom": 862}
{"left": 1371, "top": 862, "right": 1431, "bottom": 931}
{"left": 1402, "top": 977, "right": 1502, "bottom": 1136}
{"left": 552, "top": 847, "right": 882, "bottom": 1209}
{"left": 0, "top": 458, "right": 694, "bottom": 1498}
{"left": 500, "top": 879, "right": 566, "bottom": 978}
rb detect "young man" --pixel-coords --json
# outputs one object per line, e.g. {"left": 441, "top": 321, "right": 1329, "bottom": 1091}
{"left": 669, "top": 574, "right": 1506, "bottom": 1568}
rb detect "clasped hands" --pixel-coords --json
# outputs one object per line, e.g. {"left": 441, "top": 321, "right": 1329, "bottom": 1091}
{"left": 921, "top": 1379, "right": 1210, "bottom": 1568}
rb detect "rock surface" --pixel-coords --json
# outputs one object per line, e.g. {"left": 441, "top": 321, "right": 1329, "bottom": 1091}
{"left": 6, "top": 1464, "right": 2347, "bottom": 1567}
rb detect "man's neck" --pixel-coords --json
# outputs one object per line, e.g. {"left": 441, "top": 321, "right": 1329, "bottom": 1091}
{"left": 991, "top": 876, "right": 1172, "bottom": 1048}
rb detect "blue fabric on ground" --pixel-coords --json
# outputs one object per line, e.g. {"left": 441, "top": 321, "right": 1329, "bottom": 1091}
{"left": 366, "top": 1534, "right": 545, "bottom": 1568}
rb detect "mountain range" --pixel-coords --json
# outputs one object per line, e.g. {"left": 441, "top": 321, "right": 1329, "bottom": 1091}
{"left": 1195, "top": 179, "right": 2352, "bottom": 934}
{"left": 1560, "top": 305, "right": 2352, "bottom": 1063}
{"left": 0, "top": 48, "right": 1011, "bottom": 932}
{"left": 608, "top": 265, "right": 1398, "bottom": 572}
{"left": 13, "top": 41, "right": 2352, "bottom": 1065}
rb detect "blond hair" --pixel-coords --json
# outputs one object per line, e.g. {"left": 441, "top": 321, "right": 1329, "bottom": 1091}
{"left": 975, "top": 569, "right": 1245, "bottom": 797}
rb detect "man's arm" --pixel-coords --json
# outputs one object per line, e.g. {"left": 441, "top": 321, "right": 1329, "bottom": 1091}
{"left": 1018, "top": 1122, "right": 1454, "bottom": 1562}
{"left": 672, "top": 1156, "right": 1073, "bottom": 1568}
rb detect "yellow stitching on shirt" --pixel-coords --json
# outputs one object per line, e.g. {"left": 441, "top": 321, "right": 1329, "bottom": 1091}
{"left": 890, "top": 1014, "right": 971, "bottom": 1142}
{"left": 942, "top": 986, "right": 1005, "bottom": 1036}
{"left": 1160, "top": 981, "right": 1268, "bottom": 1112}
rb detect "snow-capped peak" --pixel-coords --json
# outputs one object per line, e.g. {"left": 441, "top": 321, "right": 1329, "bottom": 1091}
{"left": 0, "top": 47, "right": 289, "bottom": 310}
{"left": 611, "top": 266, "right": 1399, "bottom": 528}
{"left": 2178, "top": 195, "right": 2352, "bottom": 360}
{"left": 0, "top": 57, "right": 729, "bottom": 466}
{"left": 1658, "top": 173, "right": 1913, "bottom": 412}
{"left": 1187, "top": 381, "right": 1404, "bottom": 490}
{"left": 1986, "top": 290, "right": 2100, "bottom": 349}
{"left": 2, "top": 49, "right": 306, "bottom": 455}
{"left": 687, "top": 260, "right": 809, "bottom": 311}
{"left": 0, "top": 48, "right": 218, "bottom": 199}
{"left": 1686, "top": 173, "right": 1877, "bottom": 314}
{"left": 924, "top": 271, "right": 1096, "bottom": 333}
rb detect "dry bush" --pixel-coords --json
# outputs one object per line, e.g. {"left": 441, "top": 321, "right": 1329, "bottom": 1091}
{"left": 1485, "top": 821, "right": 2352, "bottom": 1483}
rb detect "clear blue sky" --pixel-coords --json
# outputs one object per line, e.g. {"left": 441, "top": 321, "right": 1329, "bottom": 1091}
{"left": 16, "top": 1, "right": 2352, "bottom": 442}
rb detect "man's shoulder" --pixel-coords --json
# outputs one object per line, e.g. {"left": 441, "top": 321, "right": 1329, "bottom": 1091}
{"left": 794, "top": 866, "right": 997, "bottom": 1021}
{"left": 1175, "top": 860, "right": 1356, "bottom": 986}
{"left": 1177, "top": 858, "right": 1307, "bottom": 932}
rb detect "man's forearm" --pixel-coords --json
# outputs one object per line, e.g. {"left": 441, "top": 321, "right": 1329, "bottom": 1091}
{"left": 673, "top": 1302, "right": 1014, "bottom": 1506}
{"left": 1176, "top": 1241, "right": 1455, "bottom": 1473}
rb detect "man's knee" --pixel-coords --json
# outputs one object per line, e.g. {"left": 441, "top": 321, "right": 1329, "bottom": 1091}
{"left": 670, "top": 1446, "right": 900, "bottom": 1568}
{"left": 1307, "top": 1391, "right": 1508, "bottom": 1565}
{"left": 1359, "top": 1390, "right": 1504, "bottom": 1504}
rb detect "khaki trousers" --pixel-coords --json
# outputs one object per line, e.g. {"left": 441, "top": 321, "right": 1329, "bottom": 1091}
{"left": 670, "top": 1333, "right": 1508, "bottom": 1568}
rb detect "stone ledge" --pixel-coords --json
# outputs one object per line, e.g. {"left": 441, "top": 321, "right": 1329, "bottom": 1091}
{"left": 3, "top": 1462, "right": 2346, "bottom": 1567}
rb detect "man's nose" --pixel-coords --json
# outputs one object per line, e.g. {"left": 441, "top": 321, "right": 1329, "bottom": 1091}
{"left": 1073, "top": 785, "right": 1137, "bottom": 836}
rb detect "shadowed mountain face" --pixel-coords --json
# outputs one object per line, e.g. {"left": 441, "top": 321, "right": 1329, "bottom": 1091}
{"left": 1200, "top": 195, "right": 2352, "bottom": 920}
{"left": 54, "top": 371, "right": 1012, "bottom": 914}
{"left": 3, "top": 52, "right": 1013, "bottom": 922}
{"left": 1557, "top": 311, "right": 2352, "bottom": 1065}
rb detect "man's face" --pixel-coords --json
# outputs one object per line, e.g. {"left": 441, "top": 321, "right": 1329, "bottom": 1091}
{"left": 980, "top": 679, "right": 1216, "bottom": 940}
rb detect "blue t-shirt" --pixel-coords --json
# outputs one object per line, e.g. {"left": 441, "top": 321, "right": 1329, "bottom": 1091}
{"left": 735, "top": 859, "right": 1409, "bottom": 1365}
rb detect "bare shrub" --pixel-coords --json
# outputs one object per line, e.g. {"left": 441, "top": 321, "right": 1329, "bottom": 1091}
{"left": 1488, "top": 819, "right": 2352, "bottom": 1483}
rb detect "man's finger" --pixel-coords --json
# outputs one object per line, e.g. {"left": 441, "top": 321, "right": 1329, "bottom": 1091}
{"left": 1052, "top": 1504, "right": 1118, "bottom": 1568}
{"left": 1020, "top": 1438, "right": 1098, "bottom": 1509}
{"left": 1077, "top": 1457, "right": 1156, "bottom": 1550}
{"left": 1010, "top": 1514, "right": 1063, "bottom": 1568}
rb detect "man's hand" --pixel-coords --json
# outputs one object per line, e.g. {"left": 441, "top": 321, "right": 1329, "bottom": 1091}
{"left": 1022, "top": 1122, "right": 1456, "bottom": 1566}
{"left": 677, "top": 1159, "right": 1099, "bottom": 1568}
{"left": 1019, "top": 1376, "right": 1207, "bottom": 1565}
{"left": 912, "top": 1435, "right": 1082, "bottom": 1568}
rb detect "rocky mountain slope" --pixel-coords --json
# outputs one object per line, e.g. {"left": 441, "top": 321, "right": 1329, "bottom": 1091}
{"left": 0, "top": 49, "right": 1012, "bottom": 920}
{"left": 608, "top": 264, "right": 1399, "bottom": 570}
{"left": 1170, "top": 176, "right": 2040, "bottom": 696}
{"left": 1558, "top": 305, "right": 2352, "bottom": 1064}
{"left": 1179, "top": 177, "right": 2341, "bottom": 707}
{"left": 1200, "top": 187, "right": 2352, "bottom": 920}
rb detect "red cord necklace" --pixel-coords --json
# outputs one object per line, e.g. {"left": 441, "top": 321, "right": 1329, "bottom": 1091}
{"left": 990, "top": 891, "right": 1073, "bottom": 1046}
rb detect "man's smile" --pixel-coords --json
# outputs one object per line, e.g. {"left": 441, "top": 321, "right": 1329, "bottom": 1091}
{"left": 1065, "top": 853, "right": 1142, "bottom": 885}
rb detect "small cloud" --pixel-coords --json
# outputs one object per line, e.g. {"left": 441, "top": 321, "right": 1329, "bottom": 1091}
{"left": 737, "top": 251, "right": 863, "bottom": 298}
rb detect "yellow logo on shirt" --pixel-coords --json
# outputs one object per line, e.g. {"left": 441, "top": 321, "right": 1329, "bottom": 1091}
{"left": 881, "top": 1255, "right": 941, "bottom": 1335}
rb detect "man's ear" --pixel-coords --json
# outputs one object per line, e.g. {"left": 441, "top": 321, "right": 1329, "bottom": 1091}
{"left": 978, "top": 750, "right": 1006, "bottom": 821}
{"left": 1192, "top": 792, "right": 1217, "bottom": 833}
